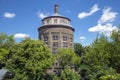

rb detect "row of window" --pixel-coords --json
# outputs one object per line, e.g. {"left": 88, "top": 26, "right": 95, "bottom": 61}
{"left": 52, "top": 42, "right": 73, "bottom": 53}
{"left": 45, "top": 42, "right": 73, "bottom": 47}
{"left": 44, "top": 36, "right": 73, "bottom": 41}
{"left": 52, "top": 42, "right": 72, "bottom": 47}
{"left": 43, "top": 19, "right": 70, "bottom": 25}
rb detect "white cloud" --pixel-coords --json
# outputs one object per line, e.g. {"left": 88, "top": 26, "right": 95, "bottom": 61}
{"left": 88, "top": 23, "right": 117, "bottom": 37}
{"left": 88, "top": 7, "right": 118, "bottom": 37}
{"left": 79, "top": 36, "right": 86, "bottom": 42}
{"left": 38, "top": 12, "right": 47, "bottom": 19}
{"left": 14, "top": 33, "right": 30, "bottom": 39}
{"left": 78, "top": 4, "right": 100, "bottom": 19}
{"left": 4, "top": 12, "right": 16, "bottom": 18}
{"left": 98, "top": 7, "right": 118, "bottom": 24}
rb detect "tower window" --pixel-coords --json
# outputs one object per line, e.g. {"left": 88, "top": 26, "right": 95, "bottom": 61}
{"left": 52, "top": 48, "right": 57, "bottom": 54}
{"left": 70, "top": 43, "right": 73, "bottom": 48}
{"left": 63, "top": 42, "right": 67, "bottom": 47}
{"left": 63, "top": 35, "right": 67, "bottom": 41}
{"left": 52, "top": 32, "right": 59, "bottom": 40}
{"left": 53, "top": 36, "right": 58, "bottom": 40}
{"left": 54, "top": 19, "right": 57, "bottom": 23}
{"left": 44, "top": 36, "right": 48, "bottom": 41}
{"left": 43, "top": 33, "right": 49, "bottom": 41}
{"left": 53, "top": 42, "right": 58, "bottom": 47}
{"left": 70, "top": 37, "right": 73, "bottom": 42}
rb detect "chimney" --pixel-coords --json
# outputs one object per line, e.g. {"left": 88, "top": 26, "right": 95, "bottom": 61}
{"left": 54, "top": 4, "right": 58, "bottom": 14}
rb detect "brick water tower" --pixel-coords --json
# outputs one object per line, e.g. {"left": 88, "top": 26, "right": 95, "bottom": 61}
{"left": 38, "top": 4, "right": 75, "bottom": 54}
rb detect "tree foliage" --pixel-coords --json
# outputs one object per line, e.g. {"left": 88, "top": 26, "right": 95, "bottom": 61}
{"left": 57, "top": 48, "right": 80, "bottom": 69}
{"left": 74, "top": 43, "right": 84, "bottom": 56}
{"left": 109, "top": 28, "right": 120, "bottom": 69}
{"left": 80, "top": 27, "right": 120, "bottom": 79}
{"left": 4, "top": 38, "right": 53, "bottom": 80}
{"left": 0, "top": 33, "right": 15, "bottom": 69}
{"left": 60, "top": 66, "right": 81, "bottom": 80}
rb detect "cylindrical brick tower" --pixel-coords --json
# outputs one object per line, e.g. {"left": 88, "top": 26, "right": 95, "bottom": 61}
{"left": 38, "top": 4, "right": 75, "bottom": 54}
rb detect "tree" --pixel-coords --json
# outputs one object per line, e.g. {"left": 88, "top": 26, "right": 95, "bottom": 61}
{"left": 80, "top": 35, "right": 111, "bottom": 79}
{"left": 0, "top": 33, "right": 15, "bottom": 69}
{"left": 60, "top": 66, "right": 81, "bottom": 80}
{"left": 80, "top": 31, "right": 120, "bottom": 79}
{"left": 74, "top": 43, "right": 84, "bottom": 56}
{"left": 48, "top": 66, "right": 81, "bottom": 80}
{"left": 99, "top": 68, "right": 120, "bottom": 80}
{"left": 57, "top": 48, "right": 80, "bottom": 69}
{"left": 4, "top": 38, "right": 53, "bottom": 80}
{"left": 0, "top": 33, "right": 15, "bottom": 49}
{"left": 109, "top": 27, "right": 120, "bottom": 71}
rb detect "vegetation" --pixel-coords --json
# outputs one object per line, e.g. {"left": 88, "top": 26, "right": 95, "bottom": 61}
{"left": 0, "top": 26, "right": 120, "bottom": 80}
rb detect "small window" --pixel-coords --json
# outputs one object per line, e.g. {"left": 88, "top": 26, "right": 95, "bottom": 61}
{"left": 53, "top": 42, "right": 58, "bottom": 47}
{"left": 63, "top": 42, "right": 67, "bottom": 47}
{"left": 54, "top": 19, "right": 57, "bottom": 23}
{"left": 53, "top": 36, "right": 58, "bottom": 40}
{"left": 52, "top": 48, "right": 57, "bottom": 53}
{"left": 70, "top": 43, "right": 73, "bottom": 48}
{"left": 63, "top": 36, "right": 67, "bottom": 41}
{"left": 44, "top": 36, "right": 48, "bottom": 41}
{"left": 70, "top": 37, "right": 73, "bottom": 42}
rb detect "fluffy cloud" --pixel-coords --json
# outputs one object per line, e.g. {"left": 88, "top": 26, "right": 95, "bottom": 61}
{"left": 4, "top": 12, "right": 16, "bottom": 18}
{"left": 79, "top": 36, "right": 86, "bottom": 41}
{"left": 38, "top": 12, "right": 47, "bottom": 19}
{"left": 88, "top": 23, "right": 117, "bottom": 36}
{"left": 14, "top": 33, "right": 30, "bottom": 39}
{"left": 98, "top": 7, "right": 118, "bottom": 24}
{"left": 78, "top": 4, "right": 100, "bottom": 19}
{"left": 88, "top": 7, "right": 118, "bottom": 37}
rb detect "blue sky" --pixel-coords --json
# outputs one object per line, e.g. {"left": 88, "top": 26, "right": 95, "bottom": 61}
{"left": 0, "top": 0, "right": 120, "bottom": 46}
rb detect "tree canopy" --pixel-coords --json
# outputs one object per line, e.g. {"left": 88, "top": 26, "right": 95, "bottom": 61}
{"left": 4, "top": 38, "right": 53, "bottom": 80}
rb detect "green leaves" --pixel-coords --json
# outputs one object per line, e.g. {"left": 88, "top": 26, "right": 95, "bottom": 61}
{"left": 81, "top": 28, "right": 120, "bottom": 79}
{"left": 60, "top": 66, "right": 81, "bottom": 80}
{"left": 0, "top": 48, "right": 8, "bottom": 60}
{"left": 74, "top": 43, "right": 84, "bottom": 56}
{"left": 57, "top": 48, "right": 80, "bottom": 68}
{"left": 5, "top": 38, "right": 53, "bottom": 80}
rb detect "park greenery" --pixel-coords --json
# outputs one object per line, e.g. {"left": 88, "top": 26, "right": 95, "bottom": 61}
{"left": 0, "top": 27, "right": 120, "bottom": 80}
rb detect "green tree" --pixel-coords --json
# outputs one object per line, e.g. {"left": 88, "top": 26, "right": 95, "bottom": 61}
{"left": 57, "top": 48, "right": 80, "bottom": 69}
{"left": 4, "top": 38, "right": 53, "bottom": 80}
{"left": 80, "top": 35, "right": 111, "bottom": 79}
{"left": 0, "top": 33, "right": 15, "bottom": 49}
{"left": 99, "top": 68, "right": 120, "bottom": 80}
{"left": 60, "top": 66, "right": 81, "bottom": 80}
{"left": 74, "top": 43, "right": 84, "bottom": 56}
{"left": 109, "top": 27, "right": 120, "bottom": 70}
{"left": 0, "top": 33, "right": 15, "bottom": 69}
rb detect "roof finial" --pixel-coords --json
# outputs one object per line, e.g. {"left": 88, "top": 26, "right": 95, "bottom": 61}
{"left": 54, "top": 4, "right": 58, "bottom": 14}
